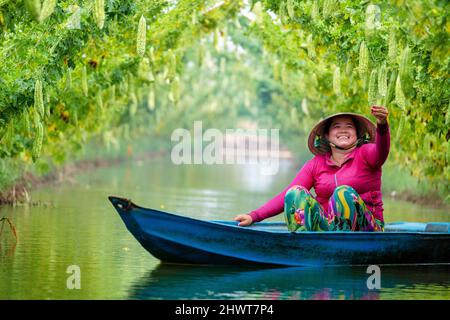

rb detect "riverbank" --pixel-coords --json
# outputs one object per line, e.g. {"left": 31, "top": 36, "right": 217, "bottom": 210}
{"left": 384, "top": 190, "right": 449, "bottom": 209}
{"left": 1, "top": 135, "right": 449, "bottom": 209}
{"left": 2, "top": 160, "right": 449, "bottom": 210}
{"left": 380, "top": 163, "right": 450, "bottom": 210}
{"left": 0, "top": 133, "right": 170, "bottom": 206}
{"left": 0, "top": 150, "right": 167, "bottom": 206}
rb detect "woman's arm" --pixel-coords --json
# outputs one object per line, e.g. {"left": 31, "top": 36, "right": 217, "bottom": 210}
{"left": 247, "top": 159, "right": 316, "bottom": 223}
{"left": 362, "top": 106, "right": 391, "bottom": 168}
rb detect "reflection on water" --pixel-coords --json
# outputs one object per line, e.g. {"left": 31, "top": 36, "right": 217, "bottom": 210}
{"left": 129, "top": 264, "right": 450, "bottom": 300}
{"left": 0, "top": 157, "right": 449, "bottom": 299}
{"left": 0, "top": 217, "right": 18, "bottom": 259}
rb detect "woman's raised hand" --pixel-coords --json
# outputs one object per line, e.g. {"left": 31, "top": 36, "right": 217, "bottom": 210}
{"left": 370, "top": 105, "right": 389, "bottom": 125}
{"left": 234, "top": 214, "right": 253, "bottom": 227}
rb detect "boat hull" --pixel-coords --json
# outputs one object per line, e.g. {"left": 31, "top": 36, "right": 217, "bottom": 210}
{"left": 109, "top": 196, "right": 450, "bottom": 267}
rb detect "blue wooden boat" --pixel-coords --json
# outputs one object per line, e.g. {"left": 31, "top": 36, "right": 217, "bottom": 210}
{"left": 109, "top": 196, "right": 450, "bottom": 267}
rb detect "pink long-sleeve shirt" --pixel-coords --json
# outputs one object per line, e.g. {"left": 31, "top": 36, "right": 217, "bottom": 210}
{"left": 249, "top": 123, "right": 390, "bottom": 223}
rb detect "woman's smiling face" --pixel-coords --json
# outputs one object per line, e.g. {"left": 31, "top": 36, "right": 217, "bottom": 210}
{"left": 326, "top": 116, "right": 358, "bottom": 149}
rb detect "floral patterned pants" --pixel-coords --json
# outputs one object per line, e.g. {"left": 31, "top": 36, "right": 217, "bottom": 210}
{"left": 284, "top": 185, "right": 384, "bottom": 232}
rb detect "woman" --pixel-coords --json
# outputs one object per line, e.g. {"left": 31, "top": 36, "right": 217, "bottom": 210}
{"left": 234, "top": 105, "right": 390, "bottom": 232}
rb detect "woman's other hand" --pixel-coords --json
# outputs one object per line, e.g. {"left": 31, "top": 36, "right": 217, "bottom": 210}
{"left": 370, "top": 105, "right": 389, "bottom": 125}
{"left": 234, "top": 214, "right": 253, "bottom": 227}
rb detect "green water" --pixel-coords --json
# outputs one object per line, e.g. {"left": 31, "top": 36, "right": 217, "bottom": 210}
{"left": 0, "top": 157, "right": 449, "bottom": 300}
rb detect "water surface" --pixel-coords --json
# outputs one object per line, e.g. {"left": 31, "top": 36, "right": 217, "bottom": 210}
{"left": 0, "top": 157, "right": 449, "bottom": 299}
